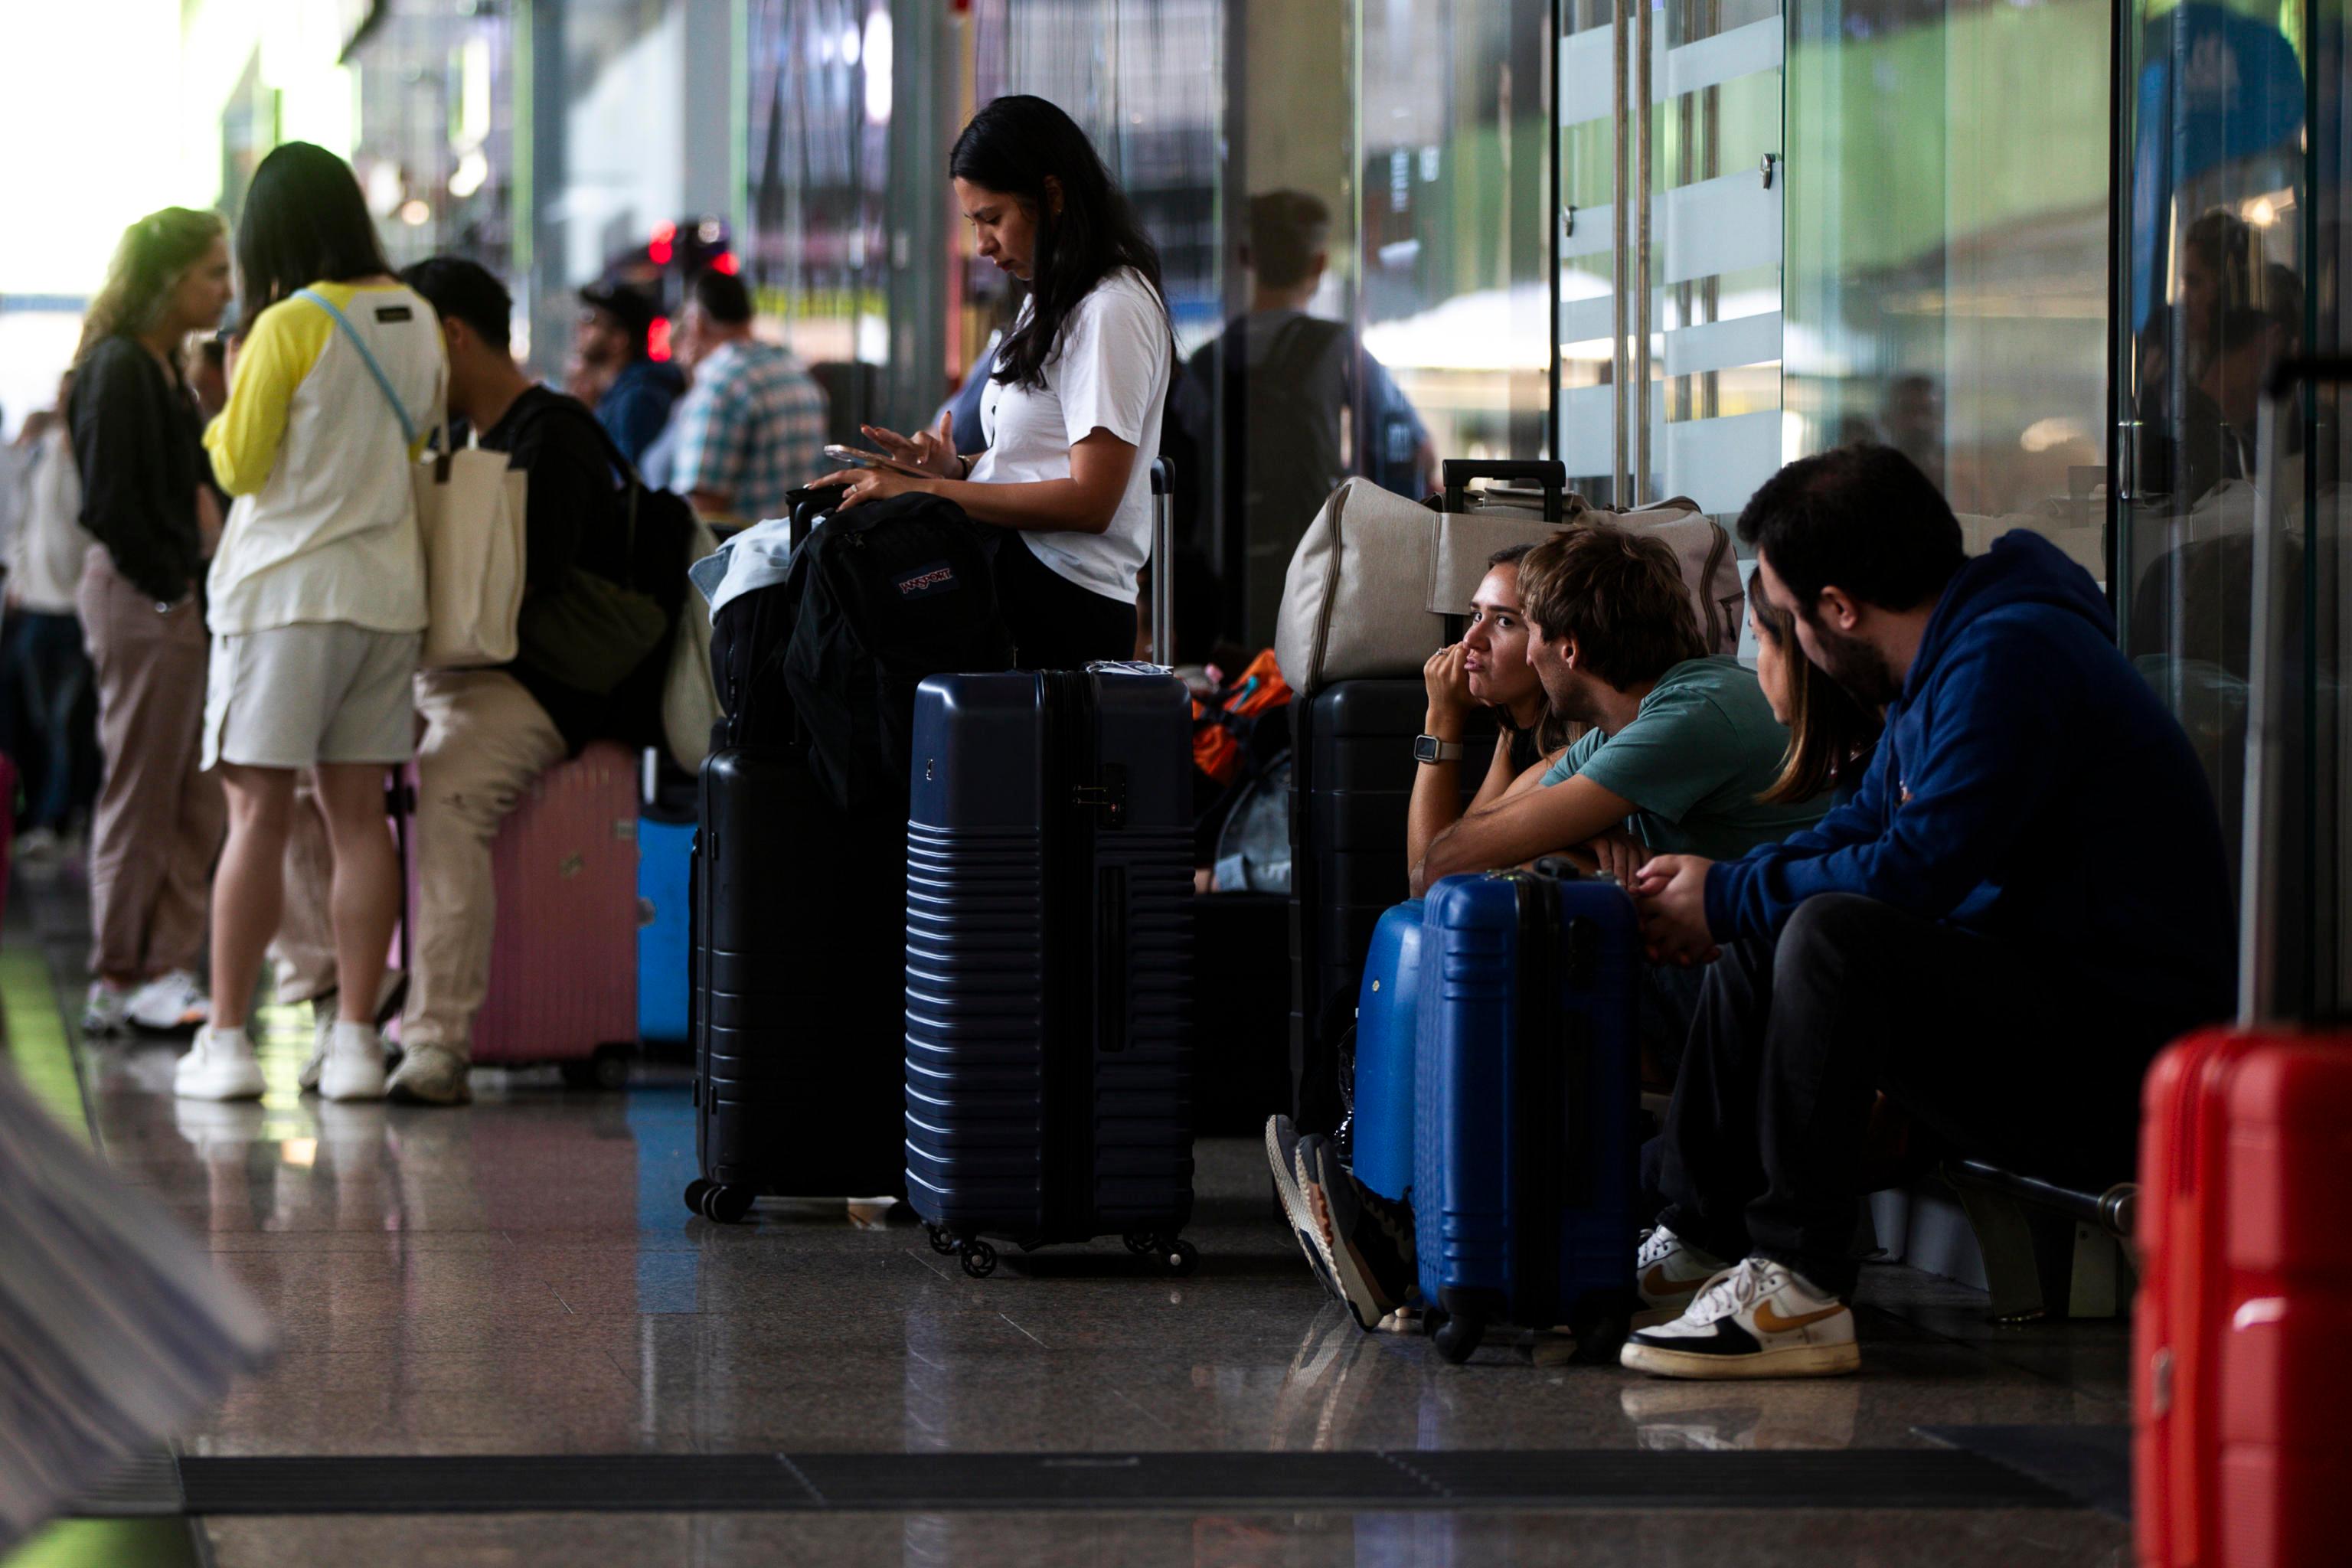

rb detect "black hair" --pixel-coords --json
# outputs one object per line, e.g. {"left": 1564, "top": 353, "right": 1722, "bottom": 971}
{"left": 949, "top": 95, "right": 1168, "bottom": 394}
{"left": 401, "top": 256, "right": 512, "bottom": 351}
{"left": 234, "top": 142, "right": 391, "bottom": 325}
{"left": 1736, "top": 444, "right": 1965, "bottom": 616}
{"left": 1247, "top": 190, "right": 1331, "bottom": 290}
{"left": 691, "top": 267, "right": 753, "bottom": 327}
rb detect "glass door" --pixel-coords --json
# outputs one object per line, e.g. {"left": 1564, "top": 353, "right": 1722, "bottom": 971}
{"left": 1557, "top": 0, "right": 1784, "bottom": 511}
{"left": 2114, "top": 0, "right": 2347, "bottom": 1017}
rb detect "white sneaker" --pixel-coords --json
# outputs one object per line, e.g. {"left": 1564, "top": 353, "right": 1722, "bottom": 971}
{"left": 318, "top": 1021, "right": 389, "bottom": 1102}
{"left": 387, "top": 1044, "right": 472, "bottom": 1106}
{"left": 81, "top": 981, "right": 132, "bottom": 1037}
{"left": 126, "top": 969, "right": 210, "bottom": 1032}
{"left": 1635, "top": 1224, "right": 1731, "bottom": 1328}
{"left": 1619, "top": 1256, "right": 1860, "bottom": 1380}
{"left": 174, "top": 1026, "right": 266, "bottom": 1102}
{"left": 16, "top": 826, "right": 64, "bottom": 865}
{"left": 299, "top": 974, "right": 409, "bottom": 1093}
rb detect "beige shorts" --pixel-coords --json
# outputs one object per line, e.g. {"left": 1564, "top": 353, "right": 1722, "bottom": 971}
{"left": 203, "top": 625, "right": 423, "bottom": 770}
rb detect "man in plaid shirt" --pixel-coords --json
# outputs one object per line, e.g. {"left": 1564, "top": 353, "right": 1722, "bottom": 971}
{"left": 670, "top": 269, "right": 830, "bottom": 524}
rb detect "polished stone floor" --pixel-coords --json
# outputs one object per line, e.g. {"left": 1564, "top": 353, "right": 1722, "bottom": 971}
{"left": 2, "top": 869, "right": 2132, "bottom": 1566}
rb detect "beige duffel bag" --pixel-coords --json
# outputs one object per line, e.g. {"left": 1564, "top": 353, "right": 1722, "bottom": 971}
{"left": 1273, "top": 464, "right": 1744, "bottom": 697}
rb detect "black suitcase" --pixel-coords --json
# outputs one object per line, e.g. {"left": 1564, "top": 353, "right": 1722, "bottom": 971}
{"left": 1286, "top": 681, "right": 1508, "bottom": 1136}
{"left": 901, "top": 666, "right": 1199, "bottom": 1278}
{"left": 682, "top": 749, "right": 908, "bottom": 1223}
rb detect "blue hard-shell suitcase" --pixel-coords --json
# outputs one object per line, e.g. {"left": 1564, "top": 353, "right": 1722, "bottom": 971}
{"left": 1350, "top": 899, "right": 1426, "bottom": 1203}
{"left": 1414, "top": 865, "right": 1642, "bottom": 1363}
{"left": 638, "top": 815, "right": 694, "bottom": 1044}
{"left": 903, "top": 666, "right": 1199, "bottom": 1279}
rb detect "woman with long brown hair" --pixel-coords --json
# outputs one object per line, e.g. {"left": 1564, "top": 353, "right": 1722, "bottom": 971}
{"left": 1749, "top": 592, "right": 1882, "bottom": 810}
{"left": 67, "top": 207, "right": 234, "bottom": 1041}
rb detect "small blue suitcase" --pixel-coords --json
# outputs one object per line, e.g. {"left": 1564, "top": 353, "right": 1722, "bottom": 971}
{"left": 1349, "top": 899, "right": 1425, "bottom": 1202}
{"left": 637, "top": 815, "right": 694, "bottom": 1044}
{"left": 1414, "top": 865, "right": 1642, "bottom": 1362}
{"left": 903, "top": 666, "right": 1198, "bottom": 1279}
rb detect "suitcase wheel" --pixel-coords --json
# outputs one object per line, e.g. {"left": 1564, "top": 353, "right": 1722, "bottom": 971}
{"left": 1158, "top": 1238, "right": 1199, "bottom": 1279}
{"left": 697, "top": 1183, "right": 756, "bottom": 1225}
{"left": 1122, "top": 1231, "right": 1157, "bottom": 1256}
{"left": 1432, "top": 1312, "right": 1484, "bottom": 1364}
{"left": 959, "top": 1240, "right": 998, "bottom": 1279}
{"left": 926, "top": 1225, "right": 957, "bottom": 1257}
{"left": 682, "top": 1179, "right": 712, "bottom": 1216}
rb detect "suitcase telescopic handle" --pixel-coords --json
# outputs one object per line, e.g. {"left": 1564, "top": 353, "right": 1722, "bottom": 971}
{"left": 1442, "top": 459, "right": 1568, "bottom": 521}
{"left": 2239, "top": 356, "right": 2350, "bottom": 1023}
{"left": 1150, "top": 457, "right": 1174, "bottom": 667}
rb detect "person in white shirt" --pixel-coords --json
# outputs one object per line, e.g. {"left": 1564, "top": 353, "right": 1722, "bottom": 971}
{"left": 2, "top": 374, "right": 96, "bottom": 858}
{"left": 814, "top": 95, "right": 1174, "bottom": 669}
{"left": 179, "top": 142, "right": 447, "bottom": 1106}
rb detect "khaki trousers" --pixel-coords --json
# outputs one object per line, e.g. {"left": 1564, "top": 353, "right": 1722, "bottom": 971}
{"left": 77, "top": 550, "right": 221, "bottom": 980}
{"left": 277, "top": 669, "right": 565, "bottom": 1056}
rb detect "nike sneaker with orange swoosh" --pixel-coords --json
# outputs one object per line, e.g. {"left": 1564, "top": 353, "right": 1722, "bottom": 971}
{"left": 1634, "top": 1224, "right": 1729, "bottom": 1328}
{"left": 1619, "top": 1256, "right": 1859, "bottom": 1379}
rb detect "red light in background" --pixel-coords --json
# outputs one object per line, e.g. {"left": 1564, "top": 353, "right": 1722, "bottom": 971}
{"left": 712, "top": 253, "right": 739, "bottom": 276}
{"left": 648, "top": 317, "right": 672, "bottom": 361}
{"left": 649, "top": 238, "right": 674, "bottom": 265}
{"left": 651, "top": 220, "right": 677, "bottom": 244}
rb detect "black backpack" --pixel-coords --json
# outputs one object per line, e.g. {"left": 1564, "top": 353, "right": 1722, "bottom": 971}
{"left": 711, "top": 491, "right": 1014, "bottom": 815}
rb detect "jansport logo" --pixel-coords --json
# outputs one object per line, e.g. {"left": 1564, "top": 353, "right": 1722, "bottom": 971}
{"left": 895, "top": 562, "right": 959, "bottom": 599}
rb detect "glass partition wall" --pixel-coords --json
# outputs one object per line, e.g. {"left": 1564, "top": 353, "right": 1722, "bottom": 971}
{"left": 1557, "top": 0, "right": 1785, "bottom": 512}
{"left": 2115, "top": 0, "right": 2347, "bottom": 1017}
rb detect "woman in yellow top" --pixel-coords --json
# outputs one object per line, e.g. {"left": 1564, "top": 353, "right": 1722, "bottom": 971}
{"left": 177, "top": 142, "right": 446, "bottom": 1106}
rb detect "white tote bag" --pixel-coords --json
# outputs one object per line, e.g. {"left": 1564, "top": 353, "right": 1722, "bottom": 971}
{"left": 411, "top": 440, "right": 528, "bottom": 669}
{"left": 300, "top": 289, "right": 526, "bottom": 668}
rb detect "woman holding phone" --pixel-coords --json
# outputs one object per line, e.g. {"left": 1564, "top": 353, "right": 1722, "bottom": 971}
{"left": 812, "top": 95, "right": 1173, "bottom": 669}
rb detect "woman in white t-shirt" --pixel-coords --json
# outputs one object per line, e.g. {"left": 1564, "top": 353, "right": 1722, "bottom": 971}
{"left": 813, "top": 96, "right": 1172, "bottom": 668}
{"left": 178, "top": 142, "right": 446, "bottom": 1106}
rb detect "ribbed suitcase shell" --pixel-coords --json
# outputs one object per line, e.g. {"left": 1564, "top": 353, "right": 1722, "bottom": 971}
{"left": 1289, "top": 681, "right": 1504, "bottom": 1134}
{"left": 691, "top": 748, "right": 905, "bottom": 1202}
{"left": 1413, "top": 870, "right": 1640, "bottom": 1356}
{"left": 903, "top": 669, "right": 1195, "bottom": 1254}
{"left": 1350, "top": 897, "right": 1426, "bottom": 1202}
{"left": 2134, "top": 1027, "right": 2352, "bottom": 1568}
{"left": 413, "top": 740, "right": 639, "bottom": 1067}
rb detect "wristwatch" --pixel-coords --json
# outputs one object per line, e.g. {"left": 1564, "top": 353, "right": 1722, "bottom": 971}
{"left": 1413, "top": 734, "right": 1465, "bottom": 765}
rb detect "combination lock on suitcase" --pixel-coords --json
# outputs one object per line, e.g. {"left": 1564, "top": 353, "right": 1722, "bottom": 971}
{"left": 902, "top": 666, "right": 1198, "bottom": 1279}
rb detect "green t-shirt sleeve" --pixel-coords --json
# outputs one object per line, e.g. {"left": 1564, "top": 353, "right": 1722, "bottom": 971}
{"left": 1566, "top": 688, "right": 1744, "bottom": 823}
{"left": 1538, "top": 728, "right": 1606, "bottom": 788}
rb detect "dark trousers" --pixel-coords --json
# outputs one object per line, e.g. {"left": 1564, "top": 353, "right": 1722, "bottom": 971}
{"left": 0, "top": 609, "right": 96, "bottom": 831}
{"left": 992, "top": 533, "right": 1139, "bottom": 671}
{"left": 1655, "top": 893, "right": 2148, "bottom": 1295}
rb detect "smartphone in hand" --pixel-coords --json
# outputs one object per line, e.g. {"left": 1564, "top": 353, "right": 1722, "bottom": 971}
{"left": 822, "top": 443, "right": 930, "bottom": 479}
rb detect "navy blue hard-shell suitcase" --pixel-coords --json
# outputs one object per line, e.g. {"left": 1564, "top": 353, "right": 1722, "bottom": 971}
{"left": 1414, "top": 864, "right": 1642, "bottom": 1362}
{"left": 903, "top": 666, "right": 1199, "bottom": 1279}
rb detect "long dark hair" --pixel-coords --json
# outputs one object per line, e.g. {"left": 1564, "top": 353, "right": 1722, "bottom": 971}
{"left": 1753, "top": 594, "right": 1882, "bottom": 805}
{"left": 234, "top": 142, "right": 391, "bottom": 326}
{"left": 950, "top": 96, "right": 1168, "bottom": 393}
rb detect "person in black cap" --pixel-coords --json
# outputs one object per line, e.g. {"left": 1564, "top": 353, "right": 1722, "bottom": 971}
{"left": 575, "top": 279, "right": 684, "bottom": 467}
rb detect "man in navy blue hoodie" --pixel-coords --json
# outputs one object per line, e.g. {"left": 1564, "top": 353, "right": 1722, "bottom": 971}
{"left": 1618, "top": 445, "right": 2234, "bottom": 1380}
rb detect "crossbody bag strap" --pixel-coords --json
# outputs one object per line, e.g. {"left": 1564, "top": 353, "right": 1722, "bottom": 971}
{"left": 294, "top": 287, "right": 450, "bottom": 456}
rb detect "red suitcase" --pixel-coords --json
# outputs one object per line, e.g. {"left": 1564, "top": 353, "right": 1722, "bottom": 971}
{"left": 394, "top": 741, "right": 640, "bottom": 1086}
{"left": 2134, "top": 1030, "right": 2352, "bottom": 1568}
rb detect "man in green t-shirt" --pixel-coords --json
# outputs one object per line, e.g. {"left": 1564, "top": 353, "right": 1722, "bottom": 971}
{"left": 1411, "top": 527, "right": 1826, "bottom": 898}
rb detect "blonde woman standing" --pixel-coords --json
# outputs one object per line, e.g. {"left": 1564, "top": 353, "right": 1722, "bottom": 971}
{"left": 67, "top": 208, "right": 234, "bottom": 1040}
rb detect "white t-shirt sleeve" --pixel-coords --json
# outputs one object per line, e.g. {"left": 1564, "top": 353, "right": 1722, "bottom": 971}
{"left": 1052, "top": 276, "right": 1166, "bottom": 449}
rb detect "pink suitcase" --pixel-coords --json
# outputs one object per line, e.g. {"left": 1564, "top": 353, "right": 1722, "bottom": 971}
{"left": 396, "top": 741, "right": 641, "bottom": 1086}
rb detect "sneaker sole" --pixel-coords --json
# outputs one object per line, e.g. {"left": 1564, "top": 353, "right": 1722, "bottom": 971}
{"left": 386, "top": 1080, "right": 471, "bottom": 1107}
{"left": 174, "top": 1076, "right": 266, "bottom": 1102}
{"left": 1619, "top": 1338, "right": 1860, "bottom": 1380}
{"left": 1266, "top": 1119, "right": 1340, "bottom": 1302}
{"left": 1300, "top": 1165, "right": 1395, "bottom": 1333}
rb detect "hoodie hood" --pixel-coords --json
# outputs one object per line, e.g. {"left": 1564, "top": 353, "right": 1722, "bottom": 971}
{"left": 1908, "top": 530, "right": 2112, "bottom": 701}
